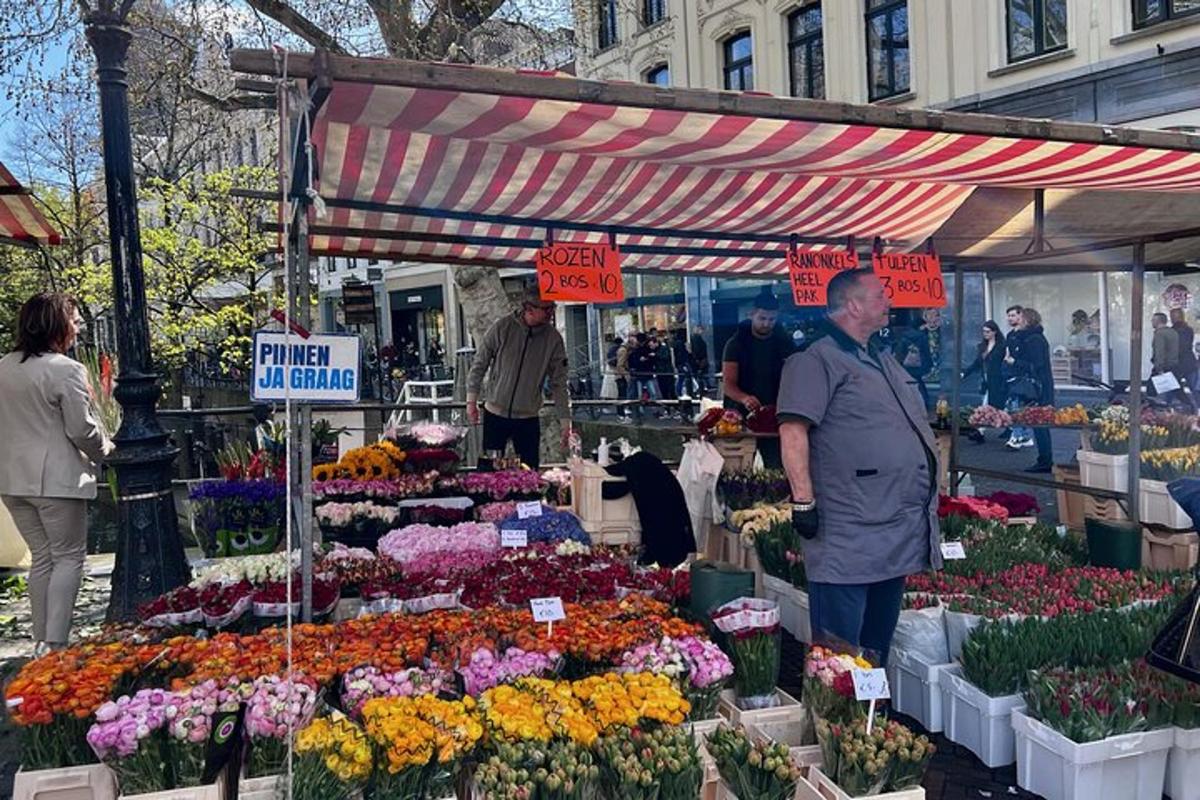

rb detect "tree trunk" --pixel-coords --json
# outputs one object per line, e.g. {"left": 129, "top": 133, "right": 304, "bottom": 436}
{"left": 452, "top": 264, "right": 513, "bottom": 348}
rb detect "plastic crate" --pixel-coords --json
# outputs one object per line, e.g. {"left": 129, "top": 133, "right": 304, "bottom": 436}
{"left": 718, "top": 688, "right": 804, "bottom": 726}
{"left": 1054, "top": 464, "right": 1087, "bottom": 531}
{"left": 887, "top": 648, "right": 954, "bottom": 733}
{"left": 1012, "top": 708, "right": 1172, "bottom": 800}
{"left": 238, "top": 774, "right": 281, "bottom": 800}
{"left": 1077, "top": 450, "right": 1128, "bottom": 491}
{"left": 12, "top": 765, "right": 116, "bottom": 800}
{"left": 797, "top": 766, "right": 925, "bottom": 800}
{"left": 1140, "top": 480, "right": 1193, "bottom": 530}
{"left": 569, "top": 458, "right": 641, "bottom": 535}
{"left": 1083, "top": 495, "right": 1129, "bottom": 523}
{"left": 1142, "top": 528, "right": 1200, "bottom": 572}
{"left": 780, "top": 586, "right": 811, "bottom": 644}
{"left": 713, "top": 436, "right": 758, "bottom": 473}
{"left": 116, "top": 772, "right": 226, "bottom": 800}
{"left": 1167, "top": 726, "right": 1200, "bottom": 800}
{"left": 940, "top": 665, "right": 1024, "bottom": 768}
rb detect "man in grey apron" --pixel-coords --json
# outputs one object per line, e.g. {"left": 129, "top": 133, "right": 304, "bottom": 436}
{"left": 776, "top": 268, "right": 941, "bottom": 665}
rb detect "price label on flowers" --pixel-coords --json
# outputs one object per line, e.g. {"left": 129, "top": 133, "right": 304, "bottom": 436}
{"left": 530, "top": 596, "right": 566, "bottom": 623}
{"left": 940, "top": 541, "right": 967, "bottom": 560}
{"left": 502, "top": 529, "right": 528, "bottom": 548}
{"left": 851, "top": 668, "right": 891, "bottom": 701}
{"left": 788, "top": 248, "right": 859, "bottom": 306}
{"left": 516, "top": 501, "right": 543, "bottom": 520}
{"left": 871, "top": 252, "right": 946, "bottom": 308}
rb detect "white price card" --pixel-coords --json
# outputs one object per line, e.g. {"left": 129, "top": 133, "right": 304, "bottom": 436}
{"left": 517, "top": 501, "right": 544, "bottom": 520}
{"left": 502, "top": 529, "right": 528, "bottom": 548}
{"left": 530, "top": 597, "right": 566, "bottom": 623}
{"left": 852, "top": 668, "right": 891, "bottom": 702}
{"left": 940, "top": 541, "right": 967, "bottom": 560}
{"left": 1152, "top": 372, "right": 1182, "bottom": 394}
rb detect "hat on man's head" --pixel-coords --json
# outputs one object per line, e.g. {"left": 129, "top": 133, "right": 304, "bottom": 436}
{"left": 519, "top": 283, "right": 547, "bottom": 307}
{"left": 754, "top": 288, "right": 780, "bottom": 311}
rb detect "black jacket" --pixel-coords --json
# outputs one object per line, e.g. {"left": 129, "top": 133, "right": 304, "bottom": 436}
{"left": 603, "top": 451, "right": 695, "bottom": 567}
{"left": 630, "top": 344, "right": 656, "bottom": 378}
{"left": 964, "top": 341, "right": 1008, "bottom": 406}
{"left": 1176, "top": 322, "right": 1197, "bottom": 379}
{"left": 690, "top": 334, "right": 709, "bottom": 369}
{"left": 1009, "top": 324, "right": 1055, "bottom": 404}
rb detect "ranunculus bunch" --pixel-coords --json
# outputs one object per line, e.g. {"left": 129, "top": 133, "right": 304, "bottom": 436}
{"left": 377, "top": 521, "right": 499, "bottom": 566}
{"left": 244, "top": 675, "right": 320, "bottom": 777}
{"left": 361, "top": 694, "right": 483, "bottom": 800}
{"left": 458, "top": 646, "right": 560, "bottom": 696}
{"left": 618, "top": 635, "right": 732, "bottom": 719}
{"left": 459, "top": 469, "right": 546, "bottom": 501}
{"left": 294, "top": 716, "right": 372, "bottom": 800}
{"left": 340, "top": 666, "right": 453, "bottom": 717}
{"left": 87, "top": 689, "right": 176, "bottom": 795}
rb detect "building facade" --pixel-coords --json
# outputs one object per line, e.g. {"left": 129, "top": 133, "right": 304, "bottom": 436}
{"left": 574, "top": 0, "right": 1200, "bottom": 387}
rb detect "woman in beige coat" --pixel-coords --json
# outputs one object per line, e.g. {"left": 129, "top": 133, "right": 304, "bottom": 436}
{"left": 0, "top": 293, "right": 112, "bottom": 654}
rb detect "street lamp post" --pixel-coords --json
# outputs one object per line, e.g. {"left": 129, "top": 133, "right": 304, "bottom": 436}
{"left": 85, "top": 14, "right": 190, "bottom": 620}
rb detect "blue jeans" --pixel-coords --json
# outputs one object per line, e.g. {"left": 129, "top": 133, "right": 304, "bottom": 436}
{"left": 629, "top": 377, "right": 660, "bottom": 401}
{"left": 807, "top": 576, "right": 907, "bottom": 667}
{"left": 1005, "top": 396, "right": 1031, "bottom": 441}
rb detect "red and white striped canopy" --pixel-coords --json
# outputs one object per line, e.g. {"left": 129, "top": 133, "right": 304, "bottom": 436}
{"left": 301, "top": 66, "right": 1200, "bottom": 274}
{"left": 0, "top": 162, "right": 60, "bottom": 247}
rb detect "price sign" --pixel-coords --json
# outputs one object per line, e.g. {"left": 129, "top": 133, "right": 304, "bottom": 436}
{"left": 872, "top": 252, "right": 946, "bottom": 308}
{"left": 852, "top": 668, "right": 891, "bottom": 701}
{"left": 940, "top": 541, "right": 967, "bottom": 560}
{"left": 517, "top": 501, "right": 544, "bottom": 520}
{"left": 530, "top": 597, "right": 566, "bottom": 623}
{"left": 502, "top": 529, "right": 528, "bottom": 548}
{"left": 536, "top": 242, "right": 624, "bottom": 303}
{"left": 788, "top": 248, "right": 860, "bottom": 306}
{"left": 1152, "top": 372, "right": 1182, "bottom": 394}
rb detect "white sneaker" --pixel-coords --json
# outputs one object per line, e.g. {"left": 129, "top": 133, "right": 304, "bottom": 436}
{"left": 32, "top": 641, "right": 51, "bottom": 659}
{"left": 1019, "top": 437, "right": 1035, "bottom": 448}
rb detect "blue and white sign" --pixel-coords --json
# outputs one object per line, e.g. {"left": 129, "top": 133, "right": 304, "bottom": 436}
{"left": 251, "top": 332, "right": 361, "bottom": 403}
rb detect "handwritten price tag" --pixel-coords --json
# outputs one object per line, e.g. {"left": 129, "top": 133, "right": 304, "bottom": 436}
{"left": 517, "top": 501, "right": 544, "bottom": 520}
{"left": 502, "top": 529, "right": 528, "bottom": 548}
{"left": 940, "top": 541, "right": 967, "bottom": 560}
{"left": 852, "top": 668, "right": 891, "bottom": 701}
{"left": 530, "top": 597, "right": 566, "bottom": 623}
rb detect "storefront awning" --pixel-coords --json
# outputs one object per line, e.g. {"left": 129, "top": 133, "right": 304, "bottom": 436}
{"left": 230, "top": 50, "right": 1200, "bottom": 275}
{"left": 0, "top": 162, "right": 60, "bottom": 247}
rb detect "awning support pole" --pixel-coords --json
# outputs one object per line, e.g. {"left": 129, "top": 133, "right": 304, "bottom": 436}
{"left": 949, "top": 264, "right": 964, "bottom": 497}
{"left": 1033, "top": 189, "right": 1045, "bottom": 253}
{"left": 1128, "top": 241, "right": 1146, "bottom": 524}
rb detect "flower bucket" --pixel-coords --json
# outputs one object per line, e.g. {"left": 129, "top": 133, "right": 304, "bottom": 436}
{"left": 940, "top": 665, "right": 1024, "bottom": 768}
{"left": 1077, "top": 450, "right": 1129, "bottom": 491}
{"left": 1012, "top": 708, "right": 1172, "bottom": 800}
{"left": 238, "top": 773, "right": 281, "bottom": 800}
{"left": 716, "top": 687, "right": 804, "bottom": 726}
{"left": 1140, "top": 479, "right": 1193, "bottom": 530}
{"left": 13, "top": 764, "right": 117, "bottom": 800}
{"left": 1167, "top": 726, "right": 1200, "bottom": 800}
{"left": 886, "top": 648, "right": 954, "bottom": 734}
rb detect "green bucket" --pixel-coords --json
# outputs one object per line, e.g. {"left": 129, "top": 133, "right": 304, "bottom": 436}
{"left": 1085, "top": 518, "right": 1142, "bottom": 571}
{"left": 690, "top": 559, "right": 756, "bottom": 621}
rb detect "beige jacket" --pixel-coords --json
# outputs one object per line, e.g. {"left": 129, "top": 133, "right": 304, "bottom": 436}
{"left": 0, "top": 351, "right": 111, "bottom": 499}
{"left": 466, "top": 312, "right": 570, "bottom": 420}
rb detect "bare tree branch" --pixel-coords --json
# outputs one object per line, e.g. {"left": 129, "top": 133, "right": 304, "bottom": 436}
{"left": 242, "top": 0, "right": 348, "bottom": 54}
{"left": 183, "top": 82, "right": 276, "bottom": 112}
{"left": 365, "top": 0, "right": 413, "bottom": 56}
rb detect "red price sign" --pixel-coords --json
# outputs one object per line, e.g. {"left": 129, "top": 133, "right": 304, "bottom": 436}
{"left": 536, "top": 242, "right": 624, "bottom": 303}
{"left": 871, "top": 252, "right": 946, "bottom": 308}
{"left": 787, "top": 249, "right": 860, "bottom": 306}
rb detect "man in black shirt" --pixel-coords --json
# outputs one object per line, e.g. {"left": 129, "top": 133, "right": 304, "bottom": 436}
{"left": 690, "top": 325, "right": 710, "bottom": 396}
{"left": 722, "top": 289, "right": 795, "bottom": 467}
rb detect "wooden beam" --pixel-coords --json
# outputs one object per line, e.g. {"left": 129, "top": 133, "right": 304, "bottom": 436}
{"left": 233, "top": 78, "right": 277, "bottom": 94}
{"left": 228, "top": 48, "right": 1200, "bottom": 153}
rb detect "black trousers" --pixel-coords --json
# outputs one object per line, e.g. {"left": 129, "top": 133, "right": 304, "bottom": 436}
{"left": 482, "top": 409, "right": 541, "bottom": 469}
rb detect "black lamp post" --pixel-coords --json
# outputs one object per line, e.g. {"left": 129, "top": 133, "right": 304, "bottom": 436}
{"left": 85, "top": 13, "right": 190, "bottom": 620}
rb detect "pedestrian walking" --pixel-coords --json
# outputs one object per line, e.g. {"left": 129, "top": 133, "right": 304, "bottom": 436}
{"left": 1006, "top": 307, "right": 1055, "bottom": 473}
{"left": 961, "top": 320, "right": 1007, "bottom": 443}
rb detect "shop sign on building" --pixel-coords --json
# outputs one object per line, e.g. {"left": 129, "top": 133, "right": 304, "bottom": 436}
{"left": 787, "top": 248, "right": 860, "bottom": 306}
{"left": 251, "top": 332, "right": 361, "bottom": 403}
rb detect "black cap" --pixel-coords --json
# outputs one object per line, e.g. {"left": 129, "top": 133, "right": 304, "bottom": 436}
{"left": 754, "top": 288, "right": 780, "bottom": 311}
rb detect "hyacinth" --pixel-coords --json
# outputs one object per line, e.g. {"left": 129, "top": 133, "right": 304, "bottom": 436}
{"left": 458, "top": 647, "right": 560, "bottom": 696}
{"left": 377, "top": 522, "right": 499, "bottom": 566}
{"left": 244, "top": 676, "right": 319, "bottom": 741}
{"left": 341, "top": 666, "right": 452, "bottom": 717}
{"left": 86, "top": 688, "right": 177, "bottom": 759}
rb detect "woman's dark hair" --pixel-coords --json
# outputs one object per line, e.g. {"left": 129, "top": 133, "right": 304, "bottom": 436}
{"left": 981, "top": 320, "right": 1004, "bottom": 352}
{"left": 14, "top": 292, "right": 77, "bottom": 362}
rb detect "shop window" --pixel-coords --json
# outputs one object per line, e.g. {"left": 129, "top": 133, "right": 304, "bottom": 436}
{"left": 645, "top": 63, "right": 670, "bottom": 86}
{"left": 788, "top": 3, "right": 825, "bottom": 99}
{"left": 643, "top": 0, "right": 666, "bottom": 26}
{"left": 865, "top": 0, "right": 909, "bottom": 101}
{"left": 1133, "top": 0, "right": 1200, "bottom": 29}
{"left": 723, "top": 30, "right": 754, "bottom": 90}
{"left": 598, "top": 0, "right": 619, "bottom": 49}
{"left": 1007, "top": 0, "right": 1067, "bottom": 62}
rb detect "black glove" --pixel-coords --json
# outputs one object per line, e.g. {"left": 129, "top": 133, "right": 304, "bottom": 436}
{"left": 792, "top": 503, "right": 819, "bottom": 540}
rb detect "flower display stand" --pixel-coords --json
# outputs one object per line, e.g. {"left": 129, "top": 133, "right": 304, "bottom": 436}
{"left": 1167, "top": 727, "right": 1200, "bottom": 800}
{"left": 717, "top": 687, "right": 804, "bottom": 726}
{"left": 887, "top": 648, "right": 953, "bottom": 733}
{"left": 940, "top": 666, "right": 1024, "bottom": 768}
{"left": 1012, "top": 708, "right": 1172, "bottom": 800}
{"left": 1077, "top": 450, "right": 1128, "bottom": 491}
{"left": 794, "top": 766, "right": 925, "bottom": 800}
{"left": 1142, "top": 528, "right": 1200, "bottom": 572}
{"left": 13, "top": 764, "right": 117, "bottom": 800}
{"left": 1139, "top": 480, "right": 1193, "bottom": 530}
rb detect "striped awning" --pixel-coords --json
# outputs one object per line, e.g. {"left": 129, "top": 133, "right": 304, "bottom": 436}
{"left": 0, "top": 162, "right": 60, "bottom": 247}
{"left": 277, "top": 57, "right": 1200, "bottom": 274}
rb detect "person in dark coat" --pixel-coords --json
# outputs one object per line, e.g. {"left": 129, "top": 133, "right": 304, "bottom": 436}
{"left": 962, "top": 320, "right": 1007, "bottom": 444}
{"left": 1171, "top": 308, "right": 1197, "bottom": 390}
{"left": 1006, "top": 307, "right": 1055, "bottom": 472}
{"left": 602, "top": 451, "right": 696, "bottom": 567}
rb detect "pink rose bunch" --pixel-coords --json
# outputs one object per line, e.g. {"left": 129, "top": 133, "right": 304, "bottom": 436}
{"left": 340, "top": 666, "right": 452, "bottom": 717}
{"left": 458, "top": 647, "right": 560, "bottom": 696}
{"left": 459, "top": 469, "right": 546, "bottom": 500}
{"left": 477, "top": 501, "right": 518, "bottom": 523}
{"left": 376, "top": 521, "right": 499, "bottom": 566}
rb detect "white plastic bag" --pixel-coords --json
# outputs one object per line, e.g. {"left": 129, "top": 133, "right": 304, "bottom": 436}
{"left": 891, "top": 602, "right": 950, "bottom": 665}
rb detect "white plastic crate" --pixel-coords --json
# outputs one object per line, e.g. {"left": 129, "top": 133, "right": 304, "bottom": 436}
{"left": 796, "top": 766, "right": 925, "bottom": 800}
{"left": 116, "top": 772, "right": 226, "bottom": 800}
{"left": 779, "top": 586, "right": 811, "bottom": 644}
{"left": 1167, "top": 726, "right": 1200, "bottom": 800}
{"left": 569, "top": 458, "right": 641, "bottom": 539}
{"left": 887, "top": 648, "right": 954, "bottom": 733}
{"left": 13, "top": 764, "right": 117, "bottom": 800}
{"left": 718, "top": 688, "right": 804, "bottom": 726}
{"left": 1077, "top": 450, "right": 1128, "bottom": 491}
{"left": 748, "top": 716, "right": 816, "bottom": 754}
{"left": 1012, "top": 708, "right": 1172, "bottom": 800}
{"left": 939, "top": 665, "right": 1024, "bottom": 768}
{"left": 239, "top": 774, "right": 281, "bottom": 800}
{"left": 1140, "top": 479, "right": 1193, "bottom": 530}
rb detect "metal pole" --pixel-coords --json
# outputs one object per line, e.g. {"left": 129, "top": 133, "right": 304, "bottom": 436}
{"left": 949, "top": 266, "right": 965, "bottom": 496}
{"left": 85, "top": 16, "right": 190, "bottom": 621}
{"left": 1127, "top": 242, "right": 1146, "bottom": 523}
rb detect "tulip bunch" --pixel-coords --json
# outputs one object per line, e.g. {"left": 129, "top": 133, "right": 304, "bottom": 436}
{"left": 803, "top": 646, "right": 874, "bottom": 724}
{"left": 595, "top": 725, "right": 704, "bottom": 800}
{"left": 1053, "top": 404, "right": 1091, "bottom": 426}
{"left": 243, "top": 676, "right": 320, "bottom": 777}
{"left": 1141, "top": 444, "right": 1200, "bottom": 481}
{"left": 1010, "top": 405, "right": 1056, "bottom": 426}
{"left": 712, "top": 598, "right": 782, "bottom": 706}
{"left": 340, "top": 665, "right": 453, "bottom": 717}
{"left": 1023, "top": 663, "right": 1156, "bottom": 743}
{"left": 458, "top": 646, "right": 560, "bottom": 696}
{"left": 293, "top": 716, "right": 372, "bottom": 800}
{"left": 968, "top": 404, "right": 1012, "bottom": 428}
{"left": 474, "top": 739, "right": 598, "bottom": 799}
{"left": 815, "top": 717, "right": 935, "bottom": 795}
{"left": 1091, "top": 419, "right": 1131, "bottom": 454}
{"left": 705, "top": 725, "right": 803, "bottom": 800}
{"left": 718, "top": 469, "right": 791, "bottom": 512}
{"left": 361, "top": 694, "right": 484, "bottom": 799}
{"left": 750, "top": 518, "right": 808, "bottom": 588}
{"left": 731, "top": 503, "right": 791, "bottom": 540}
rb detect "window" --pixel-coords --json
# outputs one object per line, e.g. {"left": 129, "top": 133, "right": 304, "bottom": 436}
{"left": 865, "top": 0, "right": 909, "bottom": 101}
{"left": 1133, "top": 0, "right": 1200, "bottom": 29}
{"left": 723, "top": 31, "right": 754, "bottom": 91}
{"left": 788, "top": 3, "right": 825, "bottom": 99}
{"left": 643, "top": 0, "right": 666, "bottom": 26}
{"left": 1007, "top": 0, "right": 1067, "bottom": 62}
{"left": 645, "top": 64, "right": 670, "bottom": 86}
{"left": 598, "top": 0, "right": 618, "bottom": 49}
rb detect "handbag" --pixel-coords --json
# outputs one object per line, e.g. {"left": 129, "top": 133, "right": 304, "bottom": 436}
{"left": 1007, "top": 376, "right": 1041, "bottom": 402}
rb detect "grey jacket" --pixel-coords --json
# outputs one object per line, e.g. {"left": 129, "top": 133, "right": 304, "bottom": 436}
{"left": 1153, "top": 326, "right": 1180, "bottom": 375}
{"left": 467, "top": 312, "right": 570, "bottom": 420}
{"left": 0, "top": 352, "right": 112, "bottom": 499}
